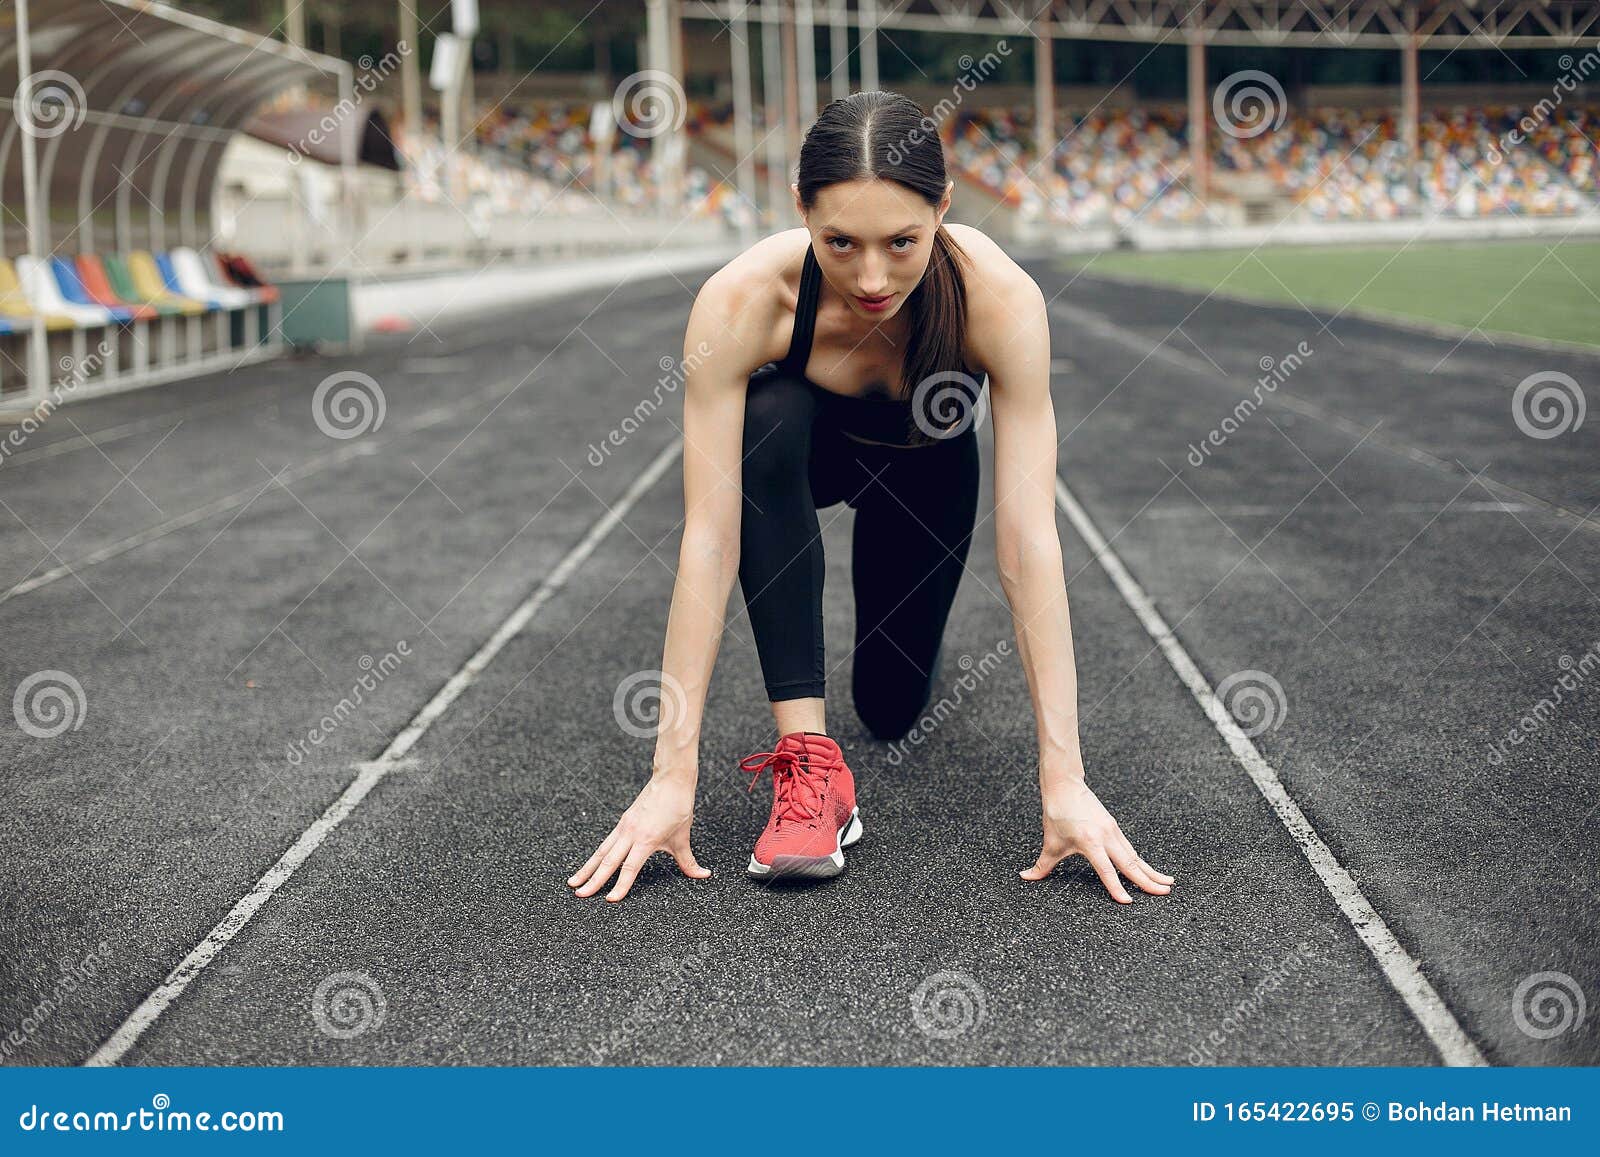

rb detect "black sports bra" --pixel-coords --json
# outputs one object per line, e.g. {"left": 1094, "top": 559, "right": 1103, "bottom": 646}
{"left": 779, "top": 245, "right": 983, "bottom": 448}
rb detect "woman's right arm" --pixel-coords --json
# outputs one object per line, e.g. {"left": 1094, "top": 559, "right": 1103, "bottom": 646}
{"left": 568, "top": 267, "right": 772, "bottom": 902}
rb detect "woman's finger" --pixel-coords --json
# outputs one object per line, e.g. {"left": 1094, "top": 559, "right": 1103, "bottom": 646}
{"left": 1084, "top": 845, "right": 1134, "bottom": 904}
{"left": 566, "top": 829, "right": 621, "bottom": 889}
{"left": 1113, "top": 830, "right": 1176, "bottom": 886}
{"left": 1111, "top": 839, "right": 1171, "bottom": 895}
{"left": 670, "top": 838, "right": 712, "bottom": 880}
{"left": 1018, "top": 846, "right": 1063, "bottom": 881}
{"left": 606, "top": 848, "right": 654, "bottom": 902}
{"left": 573, "top": 841, "right": 630, "bottom": 898}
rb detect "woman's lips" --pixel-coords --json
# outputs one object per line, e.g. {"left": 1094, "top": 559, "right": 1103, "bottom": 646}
{"left": 855, "top": 293, "right": 894, "bottom": 312}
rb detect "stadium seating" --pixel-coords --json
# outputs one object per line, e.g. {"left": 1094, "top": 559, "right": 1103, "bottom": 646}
{"left": 951, "top": 104, "right": 1600, "bottom": 226}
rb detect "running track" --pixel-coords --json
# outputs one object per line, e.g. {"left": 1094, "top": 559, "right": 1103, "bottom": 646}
{"left": 1, "top": 255, "right": 1596, "bottom": 1066}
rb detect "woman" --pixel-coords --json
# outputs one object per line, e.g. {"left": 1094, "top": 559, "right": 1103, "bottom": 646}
{"left": 568, "top": 91, "right": 1175, "bottom": 904}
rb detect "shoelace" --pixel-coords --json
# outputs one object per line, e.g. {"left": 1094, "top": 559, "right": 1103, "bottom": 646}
{"left": 739, "top": 747, "right": 830, "bottom": 827}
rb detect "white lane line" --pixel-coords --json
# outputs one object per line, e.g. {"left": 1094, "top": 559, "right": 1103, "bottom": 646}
{"left": 1053, "top": 474, "right": 1488, "bottom": 1067}
{"left": 1050, "top": 300, "right": 1598, "bottom": 536}
{"left": 0, "top": 380, "right": 524, "bottom": 607}
{"left": 84, "top": 437, "right": 683, "bottom": 1066}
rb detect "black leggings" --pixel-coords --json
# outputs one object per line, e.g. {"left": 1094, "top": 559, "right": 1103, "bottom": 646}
{"left": 737, "top": 364, "right": 981, "bottom": 741}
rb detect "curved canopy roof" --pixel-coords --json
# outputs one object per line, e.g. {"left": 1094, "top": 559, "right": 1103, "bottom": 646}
{"left": 1, "top": 0, "right": 348, "bottom": 256}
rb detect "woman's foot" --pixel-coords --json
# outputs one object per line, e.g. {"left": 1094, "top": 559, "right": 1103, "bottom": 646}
{"left": 740, "top": 731, "right": 862, "bottom": 880}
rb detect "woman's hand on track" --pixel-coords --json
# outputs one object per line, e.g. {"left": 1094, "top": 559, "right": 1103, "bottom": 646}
{"left": 567, "top": 776, "right": 712, "bottom": 902}
{"left": 1020, "top": 777, "right": 1175, "bottom": 903}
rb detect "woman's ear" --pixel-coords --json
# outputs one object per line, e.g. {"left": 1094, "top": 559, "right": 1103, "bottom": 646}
{"left": 791, "top": 182, "right": 806, "bottom": 223}
{"left": 936, "top": 179, "right": 953, "bottom": 223}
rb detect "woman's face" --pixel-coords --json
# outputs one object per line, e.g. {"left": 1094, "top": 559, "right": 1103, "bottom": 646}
{"left": 800, "top": 177, "right": 950, "bottom": 321}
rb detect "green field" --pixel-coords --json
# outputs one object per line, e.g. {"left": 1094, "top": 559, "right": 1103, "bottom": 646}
{"left": 1064, "top": 240, "right": 1600, "bottom": 347}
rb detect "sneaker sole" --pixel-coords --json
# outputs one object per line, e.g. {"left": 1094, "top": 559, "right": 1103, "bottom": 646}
{"left": 747, "top": 808, "right": 862, "bottom": 880}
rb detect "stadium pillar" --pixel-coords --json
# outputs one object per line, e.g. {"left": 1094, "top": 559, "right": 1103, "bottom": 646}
{"left": 284, "top": 2, "right": 309, "bottom": 104}
{"left": 795, "top": 0, "right": 818, "bottom": 126}
{"left": 1187, "top": 35, "right": 1208, "bottom": 204}
{"left": 730, "top": 3, "right": 760, "bottom": 244}
{"left": 829, "top": 0, "right": 850, "bottom": 102}
{"left": 1402, "top": 6, "right": 1420, "bottom": 214}
{"left": 761, "top": 0, "right": 791, "bottom": 226}
{"left": 647, "top": 0, "right": 673, "bottom": 217}
{"left": 781, "top": 3, "right": 801, "bottom": 163}
{"left": 859, "top": 0, "right": 880, "bottom": 93}
{"left": 398, "top": 2, "right": 422, "bottom": 149}
{"left": 1034, "top": 5, "right": 1055, "bottom": 170}
{"left": 12, "top": 0, "right": 50, "bottom": 406}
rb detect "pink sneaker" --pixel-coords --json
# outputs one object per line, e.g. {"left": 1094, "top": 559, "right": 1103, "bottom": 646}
{"left": 739, "top": 731, "right": 862, "bottom": 880}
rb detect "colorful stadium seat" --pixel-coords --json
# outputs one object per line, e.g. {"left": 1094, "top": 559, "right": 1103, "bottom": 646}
{"left": 170, "top": 248, "right": 256, "bottom": 308}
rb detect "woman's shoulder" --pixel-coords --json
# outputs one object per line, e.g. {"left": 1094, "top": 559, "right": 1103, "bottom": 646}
{"left": 698, "top": 227, "right": 809, "bottom": 314}
{"left": 946, "top": 223, "right": 1046, "bottom": 377}
{"left": 690, "top": 229, "right": 810, "bottom": 371}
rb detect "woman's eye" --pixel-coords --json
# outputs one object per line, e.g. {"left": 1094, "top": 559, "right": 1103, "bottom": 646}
{"left": 890, "top": 237, "right": 914, "bottom": 251}
{"left": 827, "top": 237, "right": 852, "bottom": 252}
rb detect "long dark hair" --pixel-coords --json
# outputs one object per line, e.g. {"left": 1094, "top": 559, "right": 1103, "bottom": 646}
{"left": 795, "top": 91, "right": 971, "bottom": 421}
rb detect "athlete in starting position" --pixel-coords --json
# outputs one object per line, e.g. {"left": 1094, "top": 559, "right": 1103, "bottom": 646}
{"left": 568, "top": 91, "right": 1175, "bottom": 904}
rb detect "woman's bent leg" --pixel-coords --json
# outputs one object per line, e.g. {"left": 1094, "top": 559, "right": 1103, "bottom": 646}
{"left": 737, "top": 370, "right": 829, "bottom": 707}
{"left": 849, "top": 431, "right": 981, "bottom": 740}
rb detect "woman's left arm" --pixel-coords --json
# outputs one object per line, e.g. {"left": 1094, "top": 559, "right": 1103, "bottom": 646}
{"left": 980, "top": 272, "right": 1175, "bottom": 904}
